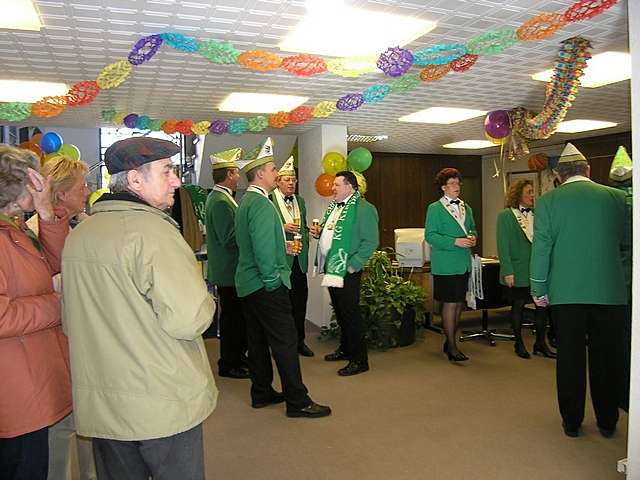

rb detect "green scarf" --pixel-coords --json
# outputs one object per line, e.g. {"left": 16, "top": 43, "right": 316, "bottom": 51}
{"left": 320, "top": 191, "right": 360, "bottom": 288}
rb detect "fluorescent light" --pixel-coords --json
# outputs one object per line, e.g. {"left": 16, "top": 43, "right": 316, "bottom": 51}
{"left": 531, "top": 51, "right": 631, "bottom": 88}
{"left": 218, "top": 93, "right": 309, "bottom": 114}
{"left": 279, "top": 1, "right": 436, "bottom": 57}
{"left": 0, "top": 0, "right": 42, "bottom": 31}
{"left": 399, "top": 107, "right": 487, "bottom": 124}
{"left": 556, "top": 119, "right": 618, "bottom": 133}
{"left": 442, "top": 140, "right": 496, "bottom": 149}
{"left": 0, "top": 80, "right": 68, "bottom": 103}
{"left": 347, "top": 134, "right": 388, "bottom": 143}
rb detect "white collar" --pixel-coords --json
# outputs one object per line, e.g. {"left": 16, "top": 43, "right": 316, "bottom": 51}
{"left": 562, "top": 175, "right": 593, "bottom": 185}
{"left": 248, "top": 184, "right": 269, "bottom": 197}
{"left": 444, "top": 195, "right": 462, "bottom": 204}
{"left": 215, "top": 184, "right": 233, "bottom": 195}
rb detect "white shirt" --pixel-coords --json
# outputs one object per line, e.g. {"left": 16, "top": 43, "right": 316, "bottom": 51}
{"left": 318, "top": 193, "right": 353, "bottom": 263}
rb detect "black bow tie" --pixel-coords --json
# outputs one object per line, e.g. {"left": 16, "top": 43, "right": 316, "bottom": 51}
{"left": 520, "top": 207, "right": 531, "bottom": 213}
{"left": 337, "top": 202, "right": 345, "bottom": 208}
{"left": 449, "top": 199, "right": 460, "bottom": 205}
{"left": 284, "top": 195, "right": 294, "bottom": 203}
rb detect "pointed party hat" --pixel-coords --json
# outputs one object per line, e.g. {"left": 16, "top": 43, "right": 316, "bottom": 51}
{"left": 609, "top": 145, "right": 632, "bottom": 181}
{"left": 240, "top": 137, "right": 274, "bottom": 174}
{"left": 278, "top": 156, "right": 296, "bottom": 177}
{"left": 210, "top": 147, "right": 242, "bottom": 170}
{"left": 558, "top": 142, "right": 586, "bottom": 164}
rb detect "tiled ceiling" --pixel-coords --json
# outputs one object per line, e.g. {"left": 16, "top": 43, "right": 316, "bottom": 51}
{"left": 0, "top": 0, "right": 630, "bottom": 154}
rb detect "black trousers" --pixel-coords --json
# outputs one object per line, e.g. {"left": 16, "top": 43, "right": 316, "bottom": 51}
{"left": 552, "top": 304, "right": 625, "bottom": 430}
{"left": 289, "top": 257, "right": 309, "bottom": 345}
{"left": 92, "top": 424, "right": 204, "bottom": 480}
{"left": 0, "top": 427, "right": 48, "bottom": 480}
{"left": 242, "top": 286, "right": 311, "bottom": 409}
{"left": 217, "top": 285, "right": 248, "bottom": 370}
{"left": 328, "top": 271, "right": 368, "bottom": 364}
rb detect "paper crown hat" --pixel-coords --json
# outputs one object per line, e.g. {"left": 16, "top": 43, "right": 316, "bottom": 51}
{"left": 210, "top": 147, "right": 242, "bottom": 170}
{"left": 609, "top": 145, "right": 632, "bottom": 182}
{"left": 558, "top": 142, "right": 586, "bottom": 164}
{"left": 239, "top": 137, "right": 274, "bottom": 174}
{"left": 277, "top": 156, "right": 296, "bottom": 177}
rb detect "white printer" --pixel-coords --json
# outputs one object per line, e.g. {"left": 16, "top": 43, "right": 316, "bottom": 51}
{"left": 394, "top": 228, "right": 429, "bottom": 267}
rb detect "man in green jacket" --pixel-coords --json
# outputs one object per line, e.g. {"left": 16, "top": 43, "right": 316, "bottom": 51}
{"left": 235, "top": 137, "right": 330, "bottom": 419}
{"left": 204, "top": 147, "right": 249, "bottom": 379}
{"left": 269, "top": 156, "right": 314, "bottom": 357}
{"left": 62, "top": 137, "right": 217, "bottom": 478}
{"left": 311, "top": 170, "right": 379, "bottom": 376}
{"left": 530, "top": 142, "right": 628, "bottom": 439}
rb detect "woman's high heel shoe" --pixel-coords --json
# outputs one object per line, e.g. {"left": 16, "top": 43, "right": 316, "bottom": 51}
{"left": 447, "top": 351, "right": 469, "bottom": 362}
{"left": 514, "top": 341, "right": 531, "bottom": 359}
{"left": 533, "top": 343, "right": 557, "bottom": 358}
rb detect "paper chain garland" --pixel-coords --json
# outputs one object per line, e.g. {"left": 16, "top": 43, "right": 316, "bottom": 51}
{"left": 511, "top": 36, "right": 592, "bottom": 140}
{"left": 0, "top": 0, "right": 619, "bottom": 132}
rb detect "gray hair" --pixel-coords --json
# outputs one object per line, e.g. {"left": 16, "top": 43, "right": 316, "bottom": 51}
{"left": 0, "top": 145, "right": 39, "bottom": 210}
{"left": 556, "top": 161, "right": 589, "bottom": 182}
{"left": 107, "top": 163, "right": 152, "bottom": 192}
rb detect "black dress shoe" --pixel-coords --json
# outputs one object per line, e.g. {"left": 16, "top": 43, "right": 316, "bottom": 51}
{"left": 324, "top": 350, "right": 348, "bottom": 362}
{"left": 447, "top": 351, "right": 469, "bottom": 362}
{"left": 514, "top": 342, "right": 531, "bottom": 359}
{"left": 286, "top": 401, "right": 331, "bottom": 418}
{"left": 562, "top": 422, "right": 580, "bottom": 437}
{"left": 298, "top": 343, "right": 315, "bottom": 357}
{"left": 338, "top": 361, "right": 369, "bottom": 376}
{"left": 218, "top": 366, "right": 250, "bottom": 379}
{"left": 252, "top": 392, "right": 285, "bottom": 409}
{"left": 533, "top": 343, "right": 557, "bottom": 358}
{"left": 598, "top": 426, "right": 615, "bottom": 438}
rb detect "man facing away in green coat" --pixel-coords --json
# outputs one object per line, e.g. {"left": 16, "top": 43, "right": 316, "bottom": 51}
{"left": 234, "top": 137, "right": 331, "bottom": 419}
{"left": 204, "top": 147, "right": 249, "bottom": 379}
{"left": 530, "top": 142, "right": 628, "bottom": 439}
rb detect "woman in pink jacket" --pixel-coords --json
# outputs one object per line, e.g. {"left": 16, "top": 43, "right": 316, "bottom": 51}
{"left": 0, "top": 145, "right": 72, "bottom": 479}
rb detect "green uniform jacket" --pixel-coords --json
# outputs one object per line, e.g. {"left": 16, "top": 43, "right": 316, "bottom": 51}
{"left": 496, "top": 208, "right": 531, "bottom": 287}
{"left": 269, "top": 192, "right": 309, "bottom": 273}
{"left": 235, "top": 190, "right": 292, "bottom": 297}
{"left": 204, "top": 189, "right": 237, "bottom": 286}
{"left": 317, "top": 198, "right": 379, "bottom": 273}
{"left": 530, "top": 179, "right": 628, "bottom": 305}
{"left": 425, "top": 200, "right": 476, "bottom": 275}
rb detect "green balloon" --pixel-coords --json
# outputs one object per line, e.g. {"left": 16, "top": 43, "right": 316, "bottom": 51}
{"left": 347, "top": 147, "right": 372, "bottom": 172}
{"left": 56, "top": 143, "right": 81, "bottom": 161}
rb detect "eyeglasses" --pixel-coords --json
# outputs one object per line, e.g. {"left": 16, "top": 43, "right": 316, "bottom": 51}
{"left": 445, "top": 180, "right": 462, "bottom": 186}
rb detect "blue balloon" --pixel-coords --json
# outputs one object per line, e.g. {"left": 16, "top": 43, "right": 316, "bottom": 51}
{"left": 40, "top": 132, "right": 63, "bottom": 154}
{"left": 548, "top": 155, "right": 560, "bottom": 169}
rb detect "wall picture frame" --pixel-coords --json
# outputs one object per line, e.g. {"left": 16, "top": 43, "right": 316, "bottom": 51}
{"left": 507, "top": 170, "right": 541, "bottom": 196}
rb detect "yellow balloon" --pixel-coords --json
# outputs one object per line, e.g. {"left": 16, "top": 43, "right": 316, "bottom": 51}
{"left": 485, "top": 132, "right": 508, "bottom": 145}
{"left": 321, "top": 151, "right": 346, "bottom": 175}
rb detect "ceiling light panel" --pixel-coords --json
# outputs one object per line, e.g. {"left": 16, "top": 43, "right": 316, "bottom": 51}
{"left": 399, "top": 107, "right": 487, "bottom": 124}
{"left": 442, "top": 140, "right": 496, "bottom": 149}
{"left": 0, "top": 79, "right": 68, "bottom": 103}
{"left": 555, "top": 119, "right": 618, "bottom": 133}
{"left": 0, "top": 0, "right": 42, "bottom": 31}
{"left": 531, "top": 52, "right": 631, "bottom": 88}
{"left": 218, "top": 92, "right": 309, "bottom": 113}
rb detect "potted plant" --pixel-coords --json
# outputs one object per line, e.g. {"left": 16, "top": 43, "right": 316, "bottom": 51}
{"left": 360, "top": 249, "right": 425, "bottom": 349}
{"left": 320, "top": 249, "right": 425, "bottom": 349}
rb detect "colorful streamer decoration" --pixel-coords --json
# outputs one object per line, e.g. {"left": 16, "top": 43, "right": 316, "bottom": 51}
{"left": 449, "top": 54, "right": 479, "bottom": 72}
{"left": 419, "top": 64, "right": 451, "bottom": 81}
{"left": 246, "top": 116, "right": 268, "bottom": 132}
{"left": 362, "top": 84, "right": 391, "bottom": 104}
{"left": 268, "top": 111, "right": 289, "bottom": 128}
{"left": 0, "top": 102, "right": 32, "bottom": 121}
{"left": 135, "top": 115, "right": 151, "bottom": 130}
{"left": 160, "top": 33, "right": 199, "bottom": 52}
{"left": 209, "top": 120, "right": 228, "bottom": 135}
{"left": 564, "top": 0, "right": 619, "bottom": 22}
{"left": 96, "top": 60, "right": 132, "bottom": 89}
{"left": 281, "top": 54, "right": 327, "bottom": 76}
{"left": 191, "top": 121, "right": 211, "bottom": 135}
{"left": 511, "top": 36, "right": 592, "bottom": 140}
{"left": 197, "top": 40, "right": 240, "bottom": 64}
{"left": 326, "top": 56, "right": 377, "bottom": 78}
{"left": 389, "top": 74, "right": 420, "bottom": 93}
{"left": 238, "top": 50, "right": 282, "bottom": 72}
{"left": 31, "top": 96, "right": 67, "bottom": 118}
{"left": 123, "top": 113, "right": 139, "bottom": 128}
{"left": 312, "top": 101, "right": 337, "bottom": 118}
{"left": 175, "top": 120, "right": 195, "bottom": 135}
{"left": 376, "top": 47, "right": 414, "bottom": 77}
{"left": 227, "top": 118, "right": 247, "bottom": 135}
{"left": 517, "top": 13, "right": 568, "bottom": 41}
{"left": 413, "top": 43, "right": 466, "bottom": 66}
{"left": 336, "top": 93, "right": 364, "bottom": 112}
{"left": 65, "top": 81, "right": 100, "bottom": 106}
{"left": 127, "top": 34, "right": 163, "bottom": 65}
{"left": 288, "top": 106, "right": 314, "bottom": 124}
{"left": 466, "top": 29, "right": 518, "bottom": 56}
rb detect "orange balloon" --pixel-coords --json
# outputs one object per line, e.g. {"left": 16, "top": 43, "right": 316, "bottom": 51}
{"left": 315, "top": 173, "right": 335, "bottom": 197}
{"left": 25, "top": 143, "right": 43, "bottom": 157}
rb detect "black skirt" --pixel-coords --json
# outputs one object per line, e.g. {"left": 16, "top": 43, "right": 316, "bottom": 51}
{"left": 433, "top": 273, "right": 469, "bottom": 303}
